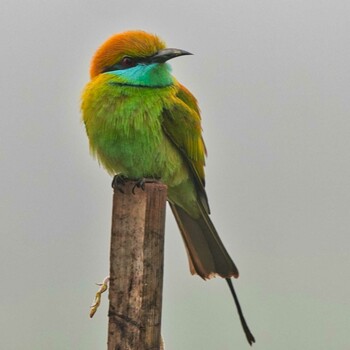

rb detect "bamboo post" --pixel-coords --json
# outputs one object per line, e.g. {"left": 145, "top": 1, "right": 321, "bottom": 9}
{"left": 107, "top": 181, "right": 167, "bottom": 350}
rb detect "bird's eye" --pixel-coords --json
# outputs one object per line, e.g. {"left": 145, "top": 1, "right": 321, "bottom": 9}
{"left": 102, "top": 56, "right": 137, "bottom": 73}
{"left": 120, "top": 57, "right": 135, "bottom": 68}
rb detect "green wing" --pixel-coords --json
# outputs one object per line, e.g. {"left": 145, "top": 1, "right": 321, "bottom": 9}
{"left": 162, "top": 83, "right": 210, "bottom": 213}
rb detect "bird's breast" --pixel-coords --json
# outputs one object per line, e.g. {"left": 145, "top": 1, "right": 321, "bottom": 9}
{"left": 81, "top": 75, "right": 182, "bottom": 179}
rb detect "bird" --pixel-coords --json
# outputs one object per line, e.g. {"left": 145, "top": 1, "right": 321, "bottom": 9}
{"left": 81, "top": 30, "right": 255, "bottom": 345}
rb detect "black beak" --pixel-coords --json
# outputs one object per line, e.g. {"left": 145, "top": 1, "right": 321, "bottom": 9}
{"left": 149, "top": 48, "right": 193, "bottom": 63}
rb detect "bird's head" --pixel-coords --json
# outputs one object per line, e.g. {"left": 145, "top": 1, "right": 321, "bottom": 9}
{"left": 89, "top": 30, "right": 192, "bottom": 87}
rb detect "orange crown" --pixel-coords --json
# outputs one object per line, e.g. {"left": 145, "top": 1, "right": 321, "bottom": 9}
{"left": 90, "top": 30, "right": 166, "bottom": 78}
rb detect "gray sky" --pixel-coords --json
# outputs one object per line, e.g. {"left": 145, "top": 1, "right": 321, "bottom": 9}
{"left": 1, "top": 1, "right": 349, "bottom": 349}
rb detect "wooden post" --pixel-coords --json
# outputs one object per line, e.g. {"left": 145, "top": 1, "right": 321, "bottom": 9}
{"left": 107, "top": 181, "right": 167, "bottom": 350}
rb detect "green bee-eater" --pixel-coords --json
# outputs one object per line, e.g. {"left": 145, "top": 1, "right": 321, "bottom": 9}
{"left": 81, "top": 30, "right": 254, "bottom": 345}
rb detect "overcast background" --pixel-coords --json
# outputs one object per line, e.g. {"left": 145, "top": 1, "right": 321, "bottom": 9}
{"left": 1, "top": 1, "right": 349, "bottom": 349}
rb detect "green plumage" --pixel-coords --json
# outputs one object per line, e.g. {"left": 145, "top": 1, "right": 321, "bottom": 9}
{"left": 81, "top": 32, "right": 238, "bottom": 279}
{"left": 81, "top": 31, "right": 255, "bottom": 345}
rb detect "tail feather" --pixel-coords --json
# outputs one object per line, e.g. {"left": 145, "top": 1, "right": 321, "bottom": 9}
{"left": 169, "top": 200, "right": 255, "bottom": 344}
{"left": 226, "top": 278, "right": 256, "bottom": 345}
{"left": 169, "top": 202, "right": 239, "bottom": 279}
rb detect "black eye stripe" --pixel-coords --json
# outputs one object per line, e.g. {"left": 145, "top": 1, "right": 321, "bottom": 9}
{"left": 103, "top": 56, "right": 146, "bottom": 73}
{"left": 102, "top": 55, "right": 155, "bottom": 73}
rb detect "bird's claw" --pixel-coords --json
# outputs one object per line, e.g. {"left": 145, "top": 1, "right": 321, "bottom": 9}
{"left": 131, "top": 178, "right": 160, "bottom": 194}
{"left": 89, "top": 276, "right": 110, "bottom": 318}
{"left": 132, "top": 178, "right": 146, "bottom": 194}
{"left": 112, "top": 176, "right": 161, "bottom": 194}
{"left": 112, "top": 174, "right": 128, "bottom": 193}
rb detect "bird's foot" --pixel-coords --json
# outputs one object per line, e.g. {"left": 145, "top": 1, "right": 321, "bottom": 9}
{"left": 132, "top": 177, "right": 161, "bottom": 194}
{"left": 112, "top": 174, "right": 128, "bottom": 193}
{"left": 89, "top": 276, "right": 110, "bottom": 318}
